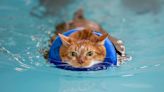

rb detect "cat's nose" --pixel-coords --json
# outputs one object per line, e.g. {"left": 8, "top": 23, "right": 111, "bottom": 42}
{"left": 78, "top": 60, "right": 84, "bottom": 64}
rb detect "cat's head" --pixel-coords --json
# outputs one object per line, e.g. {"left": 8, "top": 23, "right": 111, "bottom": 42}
{"left": 58, "top": 29, "right": 108, "bottom": 68}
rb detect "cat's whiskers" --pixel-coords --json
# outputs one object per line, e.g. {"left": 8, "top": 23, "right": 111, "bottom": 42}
{"left": 59, "top": 29, "right": 107, "bottom": 68}
{"left": 84, "top": 60, "right": 101, "bottom": 68}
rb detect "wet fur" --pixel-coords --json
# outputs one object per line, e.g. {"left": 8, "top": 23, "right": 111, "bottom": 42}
{"left": 59, "top": 29, "right": 107, "bottom": 68}
{"left": 44, "top": 9, "right": 128, "bottom": 67}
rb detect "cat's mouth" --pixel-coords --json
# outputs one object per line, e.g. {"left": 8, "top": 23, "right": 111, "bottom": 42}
{"left": 66, "top": 60, "right": 101, "bottom": 68}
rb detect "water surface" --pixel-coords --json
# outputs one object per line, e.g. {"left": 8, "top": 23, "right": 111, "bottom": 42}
{"left": 0, "top": 0, "right": 164, "bottom": 92}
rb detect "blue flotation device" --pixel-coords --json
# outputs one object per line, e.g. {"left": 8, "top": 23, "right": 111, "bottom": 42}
{"left": 49, "top": 29, "right": 117, "bottom": 71}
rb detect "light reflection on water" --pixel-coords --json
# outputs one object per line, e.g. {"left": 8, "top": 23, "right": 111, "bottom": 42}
{"left": 0, "top": 0, "right": 164, "bottom": 92}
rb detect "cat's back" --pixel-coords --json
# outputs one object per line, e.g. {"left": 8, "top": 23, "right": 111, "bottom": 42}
{"left": 69, "top": 29, "right": 99, "bottom": 41}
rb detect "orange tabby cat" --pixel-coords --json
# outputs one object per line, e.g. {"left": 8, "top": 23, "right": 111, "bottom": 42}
{"left": 58, "top": 29, "right": 108, "bottom": 68}
{"left": 42, "top": 9, "right": 128, "bottom": 67}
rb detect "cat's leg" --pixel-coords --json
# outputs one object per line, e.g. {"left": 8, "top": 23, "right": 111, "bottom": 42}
{"left": 42, "top": 23, "right": 63, "bottom": 60}
{"left": 39, "top": 48, "right": 50, "bottom": 60}
{"left": 116, "top": 42, "right": 132, "bottom": 65}
{"left": 98, "top": 27, "right": 131, "bottom": 65}
{"left": 98, "top": 27, "right": 126, "bottom": 56}
{"left": 110, "top": 37, "right": 131, "bottom": 65}
{"left": 49, "top": 34, "right": 57, "bottom": 46}
{"left": 109, "top": 35, "right": 126, "bottom": 57}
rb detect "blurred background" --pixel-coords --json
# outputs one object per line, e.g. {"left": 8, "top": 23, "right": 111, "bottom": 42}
{"left": 0, "top": 0, "right": 164, "bottom": 92}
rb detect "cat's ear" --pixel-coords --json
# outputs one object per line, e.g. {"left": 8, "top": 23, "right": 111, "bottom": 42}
{"left": 58, "top": 33, "right": 72, "bottom": 47}
{"left": 97, "top": 33, "right": 108, "bottom": 45}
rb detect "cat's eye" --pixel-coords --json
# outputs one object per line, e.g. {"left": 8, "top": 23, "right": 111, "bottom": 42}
{"left": 86, "top": 51, "right": 93, "bottom": 56}
{"left": 70, "top": 52, "right": 77, "bottom": 57}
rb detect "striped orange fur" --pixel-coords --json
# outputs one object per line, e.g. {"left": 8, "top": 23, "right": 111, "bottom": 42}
{"left": 58, "top": 29, "right": 108, "bottom": 68}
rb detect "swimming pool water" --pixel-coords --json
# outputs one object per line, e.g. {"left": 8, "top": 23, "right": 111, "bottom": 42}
{"left": 0, "top": 0, "right": 164, "bottom": 92}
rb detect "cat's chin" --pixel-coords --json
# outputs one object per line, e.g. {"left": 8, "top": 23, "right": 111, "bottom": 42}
{"left": 84, "top": 61, "right": 102, "bottom": 68}
{"left": 66, "top": 60, "right": 102, "bottom": 68}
